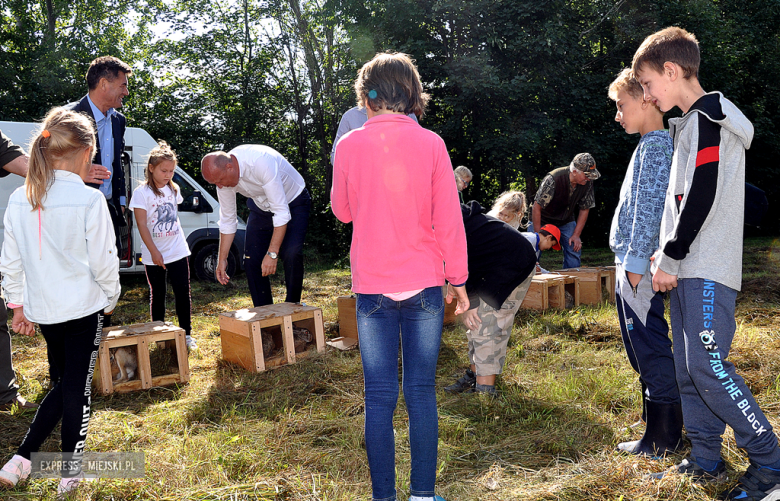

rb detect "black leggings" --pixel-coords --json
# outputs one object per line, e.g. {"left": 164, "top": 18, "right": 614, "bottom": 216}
{"left": 17, "top": 311, "right": 103, "bottom": 469}
{"left": 144, "top": 257, "right": 192, "bottom": 335}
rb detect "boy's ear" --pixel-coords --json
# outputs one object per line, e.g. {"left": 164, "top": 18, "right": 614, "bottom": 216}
{"left": 663, "top": 61, "right": 678, "bottom": 81}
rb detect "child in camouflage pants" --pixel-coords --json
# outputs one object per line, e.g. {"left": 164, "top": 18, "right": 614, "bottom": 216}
{"left": 446, "top": 199, "right": 548, "bottom": 395}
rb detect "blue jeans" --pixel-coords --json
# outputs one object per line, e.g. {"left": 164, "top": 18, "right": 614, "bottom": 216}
{"left": 356, "top": 286, "right": 444, "bottom": 501}
{"left": 245, "top": 189, "right": 311, "bottom": 306}
{"left": 528, "top": 220, "right": 581, "bottom": 268}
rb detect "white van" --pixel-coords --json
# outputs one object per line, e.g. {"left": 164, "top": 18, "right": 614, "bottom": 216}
{"left": 0, "top": 121, "right": 246, "bottom": 281}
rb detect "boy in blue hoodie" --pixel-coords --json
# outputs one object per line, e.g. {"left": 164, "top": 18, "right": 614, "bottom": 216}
{"left": 634, "top": 27, "right": 780, "bottom": 499}
{"left": 608, "top": 68, "right": 681, "bottom": 458}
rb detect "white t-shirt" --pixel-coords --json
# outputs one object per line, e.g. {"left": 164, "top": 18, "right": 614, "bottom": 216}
{"left": 129, "top": 184, "right": 191, "bottom": 265}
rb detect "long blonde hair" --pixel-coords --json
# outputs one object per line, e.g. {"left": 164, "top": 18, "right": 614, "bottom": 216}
{"left": 490, "top": 191, "right": 527, "bottom": 229}
{"left": 144, "top": 140, "right": 179, "bottom": 197}
{"left": 26, "top": 108, "right": 95, "bottom": 210}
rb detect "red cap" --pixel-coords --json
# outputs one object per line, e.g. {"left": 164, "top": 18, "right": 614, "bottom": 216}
{"left": 540, "top": 224, "right": 562, "bottom": 250}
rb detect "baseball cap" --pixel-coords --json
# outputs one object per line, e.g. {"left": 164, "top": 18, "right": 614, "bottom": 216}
{"left": 571, "top": 153, "right": 600, "bottom": 180}
{"left": 539, "top": 224, "right": 562, "bottom": 250}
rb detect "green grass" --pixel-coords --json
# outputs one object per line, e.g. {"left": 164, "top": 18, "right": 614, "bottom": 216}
{"left": 3, "top": 237, "right": 780, "bottom": 500}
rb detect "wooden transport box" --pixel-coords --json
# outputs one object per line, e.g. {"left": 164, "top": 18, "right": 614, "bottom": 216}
{"left": 599, "top": 266, "right": 617, "bottom": 303}
{"left": 337, "top": 288, "right": 459, "bottom": 347}
{"left": 337, "top": 296, "right": 358, "bottom": 341}
{"left": 94, "top": 321, "right": 190, "bottom": 395}
{"left": 219, "top": 303, "right": 325, "bottom": 372}
{"left": 521, "top": 274, "right": 566, "bottom": 310}
{"left": 552, "top": 274, "right": 580, "bottom": 309}
{"left": 555, "top": 268, "right": 603, "bottom": 305}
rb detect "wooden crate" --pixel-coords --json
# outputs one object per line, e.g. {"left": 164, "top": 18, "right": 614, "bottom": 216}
{"left": 553, "top": 274, "right": 580, "bottom": 308}
{"left": 94, "top": 321, "right": 190, "bottom": 395}
{"left": 338, "top": 289, "right": 459, "bottom": 344}
{"left": 555, "top": 268, "right": 603, "bottom": 305}
{"left": 337, "top": 296, "right": 358, "bottom": 341}
{"left": 219, "top": 303, "right": 325, "bottom": 373}
{"left": 521, "top": 274, "right": 565, "bottom": 310}
{"left": 599, "top": 266, "right": 616, "bottom": 303}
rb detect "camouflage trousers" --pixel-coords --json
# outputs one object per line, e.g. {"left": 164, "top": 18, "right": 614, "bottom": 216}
{"left": 467, "top": 270, "right": 535, "bottom": 376}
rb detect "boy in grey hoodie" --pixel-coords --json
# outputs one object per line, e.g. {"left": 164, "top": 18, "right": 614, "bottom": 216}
{"left": 633, "top": 27, "right": 780, "bottom": 500}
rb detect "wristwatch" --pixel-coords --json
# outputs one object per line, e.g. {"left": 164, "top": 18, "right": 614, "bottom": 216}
{"left": 266, "top": 251, "right": 278, "bottom": 259}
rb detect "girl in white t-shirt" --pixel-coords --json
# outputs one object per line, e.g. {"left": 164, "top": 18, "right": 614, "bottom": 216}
{"left": 129, "top": 141, "right": 196, "bottom": 352}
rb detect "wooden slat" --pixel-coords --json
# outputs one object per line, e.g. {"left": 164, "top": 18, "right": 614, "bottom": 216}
{"left": 249, "top": 323, "right": 265, "bottom": 372}
{"left": 218, "top": 315, "right": 252, "bottom": 338}
{"left": 313, "top": 309, "right": 325, "bottom": 354}
{"left": 136, "top": 340, "right": 152, "bottom": 390}
{"left": 282, "top": 315, "right": 296, "bottom": 364}
{"left": 174, "top": 330, "right": 190, "bottom": 383}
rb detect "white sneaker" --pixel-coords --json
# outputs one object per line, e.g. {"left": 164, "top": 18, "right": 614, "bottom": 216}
{"left": 57, "top": 473, "right": 95, "bottom": 499}
{"left": 185, "top": 335, "right": 198, "bottom": 354}
{"left": 0, "top": 454, "right": 32, "bottom": 488}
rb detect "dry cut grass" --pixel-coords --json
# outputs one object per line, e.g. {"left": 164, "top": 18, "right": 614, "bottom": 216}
{"left": 2, "top": 238, "right": 780, "bottom": 500}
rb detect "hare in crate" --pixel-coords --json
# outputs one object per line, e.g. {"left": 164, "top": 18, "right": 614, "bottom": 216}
{"left": 110, "top": 347, "right": 139, "bottom": 382}
{"left": 260, "top": 327, "right": 314, "bottom": 357}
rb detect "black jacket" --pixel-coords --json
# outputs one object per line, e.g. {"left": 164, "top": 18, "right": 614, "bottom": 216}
{"left": 461, "top": 200, "right": 537, "bottom": 310}
{"left": 64, "top": 95, "right": 127, "bottom": 209}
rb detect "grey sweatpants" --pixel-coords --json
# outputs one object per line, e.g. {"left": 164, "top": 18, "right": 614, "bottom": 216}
{"left": 672, "top": 278, "right": 780, "bottom": 465}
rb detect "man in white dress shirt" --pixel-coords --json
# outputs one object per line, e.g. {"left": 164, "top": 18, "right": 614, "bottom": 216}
{"left": 201, "top": 145, "right": 311, "bottom": 306}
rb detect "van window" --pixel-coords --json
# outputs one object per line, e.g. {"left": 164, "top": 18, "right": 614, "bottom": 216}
{"left": 175, "top": 172, "right": 212, "bottom": 212}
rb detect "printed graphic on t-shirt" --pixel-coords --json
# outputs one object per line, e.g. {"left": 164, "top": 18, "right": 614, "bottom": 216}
{"left": 148, "top": 197, "right": 180, "bottom": 238}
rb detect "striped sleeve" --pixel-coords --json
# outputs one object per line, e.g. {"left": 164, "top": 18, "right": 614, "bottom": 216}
{"left": 662, "top": 114, "right": 720, "bottom": 261}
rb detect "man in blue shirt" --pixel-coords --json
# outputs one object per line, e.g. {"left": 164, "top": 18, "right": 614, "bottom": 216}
{"left": 65, "top": 56, "right": 132, "bottom": 258}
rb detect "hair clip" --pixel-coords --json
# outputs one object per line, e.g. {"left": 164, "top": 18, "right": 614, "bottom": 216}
{"left": 368, "top": 90, "right": 378, "bottom": 99}
{"left": 41, "top": 130, "right": 51, "bottom": 138}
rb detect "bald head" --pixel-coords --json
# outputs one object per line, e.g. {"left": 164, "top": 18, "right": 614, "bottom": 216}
{"left": 201, "top": 151, "right": 239, "bottom": 188}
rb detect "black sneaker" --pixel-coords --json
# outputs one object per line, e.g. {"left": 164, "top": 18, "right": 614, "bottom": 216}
{"left": 444, "top": 369, "right": 476, "bottom": 393}
{"left": 720, "top": 462, "right": 780, "bottom": 500}
{"left": 649, "top": 456, "right": 727, "bottom": 483}
{"left": 466, "top": 383, "right": 496, "bottom": 396}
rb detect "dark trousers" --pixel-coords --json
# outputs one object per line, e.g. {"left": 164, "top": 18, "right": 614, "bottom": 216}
{"left": 245, "top": 189, "right": 311, "bottom": 307}
{"left": 615, "top": 262, "right": 680, "bottom": 405}
{"left": 17, "top": 311, "right": 103, "bottom": 474}
{"left": 0, "top": 300, "right": 19, "bottom": 405}
{"left": 144, "top": 257, "right": 192, "bottom": 336}
{"left": 672, "top": 279, "right": 780, "bottom": 466}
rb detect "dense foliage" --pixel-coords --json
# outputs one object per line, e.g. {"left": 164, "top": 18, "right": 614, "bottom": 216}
{"left": 2, "top": 0, "right": 779, "bottom": 262}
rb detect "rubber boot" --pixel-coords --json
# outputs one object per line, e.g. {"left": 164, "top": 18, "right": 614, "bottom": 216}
{"left": 618, "top": 401, "right": 683, "bottom": 457}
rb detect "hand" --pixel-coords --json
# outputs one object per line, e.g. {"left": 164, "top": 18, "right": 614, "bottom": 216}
{"left": 652, "top": 268, "right": 678, "bottom": 293}
{"left": 261, "top": 254, "right": 278, "bottom": 277}
{"left": 10, "top": 306, "right": 35, "bottom": 336}
{"left": 84, "top": 164, "right": 111, "bottom": 185}
{"left": 121, "top": 206, "right": 126, "bottom": 215}
{"left": 536, "top": 263, "right": 542, "bottom": 273}
{"left": 151, "top": 249, "right": 166, "bottom": 269}
{"left": 216, "top": 259, "right": 230, "bottom": 285}
{"left": 569, "top": 235, "right": 582, "bottom": 252}
{"left": 447, "top": 285, "right": 470, "bottom": 315}
{"left": 626, "top": 271, "right": 642, "bottom": 288}
{"left": 461, "top": 308, "right": 481, "bottom": 331}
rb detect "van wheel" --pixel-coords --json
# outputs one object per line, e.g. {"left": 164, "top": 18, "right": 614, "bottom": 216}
{"left": 194, "top": 243, "right": 237, "bottom": 282}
